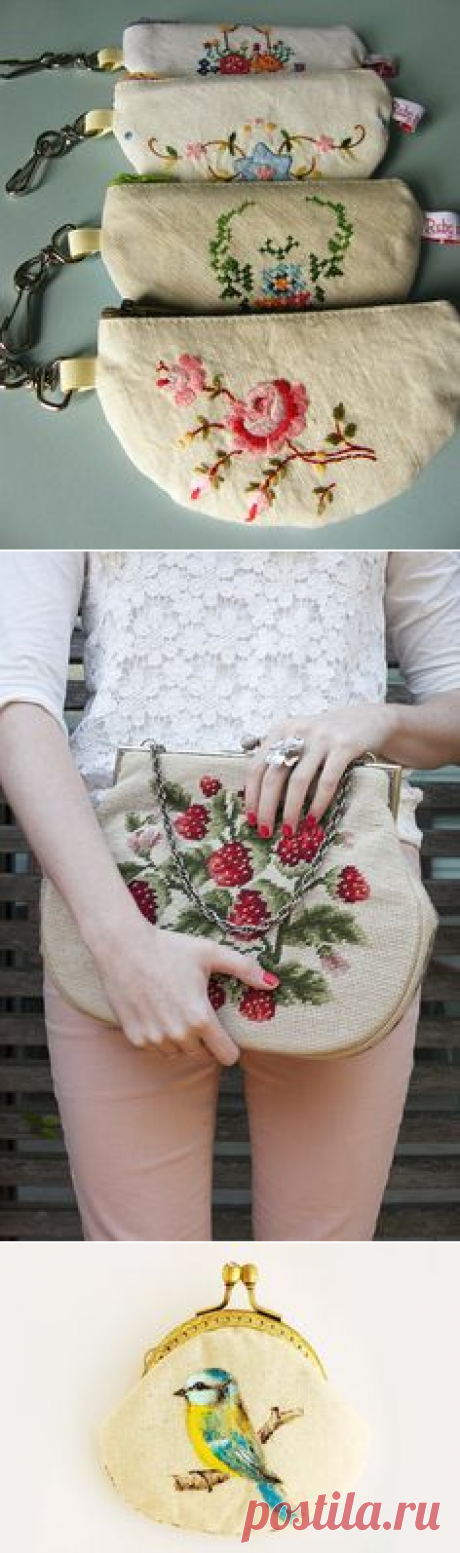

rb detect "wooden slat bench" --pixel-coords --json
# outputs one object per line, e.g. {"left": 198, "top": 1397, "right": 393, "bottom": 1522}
{"left": 1, "top": 633, "right": 459, "bottom": 1240}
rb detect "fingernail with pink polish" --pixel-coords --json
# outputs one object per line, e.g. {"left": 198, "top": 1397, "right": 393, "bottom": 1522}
{"left": 247, "top": 811, "right": 258, "bottom": 827}
{"left": 282, "top": 822, "right": 293, "bottom": 838}
{"left": 263, "top": 971, "right": 280, "bottom": 988}
{"left": 258, "top": 824, "right": 271, "bottom": 839}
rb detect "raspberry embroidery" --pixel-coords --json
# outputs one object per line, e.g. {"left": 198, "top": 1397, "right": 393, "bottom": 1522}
{"left": 200, "top": 775, "right": 222, "bottom": 796}
{"left": 208, "top": 976, "right": 226, "bottom": 1011}
{"left": 239, "top": 987, "right": 276, "bottom": 1021}
{"left": 175, "top": 804, "right": 210, "bottom": 840}
{"left": 336, "top": 866, "right": 370, "bottom": 903}
{"left": 228, "top": 888, "right": 269, "bottom": 938}
{"left": 208, "top": 841, "right": 253, "bottom": 887}
{"left": 276, "top": 813, "right": 325, "bottom": 867}
{"left": 128, "top": 879, "right": 157, "bottom": 924}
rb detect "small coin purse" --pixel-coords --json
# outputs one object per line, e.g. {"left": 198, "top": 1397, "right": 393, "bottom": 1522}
{"left": 112, "top": 68, "right": 392, "bottom": 182}
{"left": 99, "top": 1261, "right": 371, "bottom": 1538}
{"left": 58, "top": 301, "right": 460, "bottom": 527}
{"left": 70, "top": 177, "right": 423, "bottom": 314}
{"left": 122, "top": 21, "right": 369, "bottom": 77}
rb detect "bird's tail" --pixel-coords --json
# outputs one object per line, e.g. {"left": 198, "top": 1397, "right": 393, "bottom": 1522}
{"left": 256, "top": 1477, "right": 292, "bottom": 1519}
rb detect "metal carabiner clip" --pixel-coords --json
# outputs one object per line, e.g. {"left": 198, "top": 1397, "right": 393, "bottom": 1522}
{"left": 5, "top": 113, "right": 92, "bottom": 196}
{"left": 0, "top": 49, "right": 103, "bottom": 79}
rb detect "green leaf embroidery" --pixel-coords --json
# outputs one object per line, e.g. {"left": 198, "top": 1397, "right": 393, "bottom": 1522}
{"left": 280, "top": 904, "right": 367, "bottom": 950}
{"left": 276, "top": 962, "right": 331, "bottom": 1007}
{"left": 162, "top": 780, "right": 192, "bottom": 812}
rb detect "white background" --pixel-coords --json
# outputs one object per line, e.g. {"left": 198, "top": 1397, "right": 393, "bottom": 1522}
{"left": 0, "top": 1240, "right": 457, "bottom": 1550}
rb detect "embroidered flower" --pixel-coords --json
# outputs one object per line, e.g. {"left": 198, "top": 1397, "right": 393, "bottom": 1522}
{"left": 260, "top": 262, "right": 312, "bottom": 309}
{"left": 316, "top": 134, "right": 336, "bottom": 153}
{"left": 185, "top": 142, "right": 207, "bottom": 162}
{"left": 247, "top": 490, "right": 270, "bottom": 523}
{"left": 219, "top": 52, "right": 251, "bottom": 73}
{"left": 128, "top": 825, "right": 161, "bottom": 857}
{"left": 191, "top": 474, "right": 211, "bottom": 501}
{"left": 322, "top": 951, "right": 350, "bottom": 974}
{"left": 226, "top": 379, "right": 308, "bottom": 454}
{"left": 156, "top": 355, "right": 207, "bottom": 406}
{"left": 250, "top": 52, "right": 283, "bottom": 72}
{"left": 234, "top": 142, "right": 293, "bottom": 181}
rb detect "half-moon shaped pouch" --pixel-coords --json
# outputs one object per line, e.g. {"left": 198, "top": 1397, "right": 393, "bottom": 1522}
{"left": 59, "top": 301, "right": 460, "bottom": 528}
{"left": 99, "top": 1261, "right": 371, "bottom": 1537}
{"left": 123, "top": 20, "right": 368, "bottom": 77}
{"left": 70, "top": 177, "right": 423, "bottom": 314}
{"left": 112, "top": 68, "right": 392, "bottom": 181}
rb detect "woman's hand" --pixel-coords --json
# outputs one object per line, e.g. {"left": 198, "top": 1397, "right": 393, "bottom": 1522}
{"left": 244, "top": 704, "right": 400, "bottom": 836}
{"left": 93, "top": 914, "right": 278, "bottom": 1065}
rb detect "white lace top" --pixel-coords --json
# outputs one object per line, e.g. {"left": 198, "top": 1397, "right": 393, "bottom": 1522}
{"left": 1, "top": 550, "right": 460, "bottom": 846}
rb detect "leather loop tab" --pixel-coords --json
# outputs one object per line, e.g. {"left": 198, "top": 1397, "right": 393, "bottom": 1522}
{"left": 97, "top": 47, "right": 124, "bottom": 71}
{"left": 68, "top": 227, "right": 101, "bottom": 259}
{"left": 84, "top": 108, "right": 114, "bottom": 138}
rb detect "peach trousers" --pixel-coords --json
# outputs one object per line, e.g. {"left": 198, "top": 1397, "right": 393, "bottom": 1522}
{"left": 44, "top": 975, "right": 420, "bottom": 1244}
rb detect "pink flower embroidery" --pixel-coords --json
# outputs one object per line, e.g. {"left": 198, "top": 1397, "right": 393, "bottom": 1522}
{"left": 185, "top": 141, "right": 206, "bottom": 161}
{"left": 191, "top": 474, "right": 211, "bottom": 501}
{"left": 247, "top": 490, "right": 270, "bottom": 523}
{"left": 316, "top": 134, "right": 335, "bottom": 153}
{"left": 226, "top": 378, "right": 308, "bottom": 454}
{"left": 128, "top": 826, "right": 161, "bottom": 857}
{"left": 156, "top": 355, "right": 207, "bottom": 406}
{"left": 322, "top": 951, "right": 350, "bottom": 974}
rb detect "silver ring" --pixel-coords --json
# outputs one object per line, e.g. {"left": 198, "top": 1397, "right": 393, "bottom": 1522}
{"left": 265, "top": 736, "right": 305, "bottom": 770}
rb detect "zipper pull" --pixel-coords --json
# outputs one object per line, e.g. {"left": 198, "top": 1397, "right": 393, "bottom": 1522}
{"left": 0, "top": 47, "right": 122, "bottom": 79}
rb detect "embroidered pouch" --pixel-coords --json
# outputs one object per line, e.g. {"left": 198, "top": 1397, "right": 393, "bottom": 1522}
{"left": 112, "top": 69, "right": 392, "bottom": 182}
{"left": 69, "top": 177, "right": 423, "bottom": 314}
{"left": 122, "top": 21, "right": 368, "bottom": 78}
{"left": 58, "top": 301, "right": 460, "bottom": 527}
{"left": 99, "top": 1259, "right": 371, "bottom": 1537}
{"left": 41, "top": 749, "right": 437, "bottom": 1056}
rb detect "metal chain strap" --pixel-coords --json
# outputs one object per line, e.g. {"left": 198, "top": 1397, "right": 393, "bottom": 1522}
{"left": 0, "top": 224, "right": 82, "bottom": 408}
{"left": 0, "top": 50, "right": 107, "bottom": 79}
{"left": 150, "top": 743, "right": 353, "bottom": 941}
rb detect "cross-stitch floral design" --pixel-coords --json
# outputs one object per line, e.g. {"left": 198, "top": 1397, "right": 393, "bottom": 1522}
{"left": 209, "top": 195, "right": 354, "bottom": 310}
{"left": 147, "top": 118, "right": 366, "bottom": 181}
{"left": 197, "top": 25, "right": 295, "bottom": 77}
{"left": 121, "top": 778, "right": 371, "bottom": 1022}
{"left": 155, "top": 357, "right": 377, "bottom": 522}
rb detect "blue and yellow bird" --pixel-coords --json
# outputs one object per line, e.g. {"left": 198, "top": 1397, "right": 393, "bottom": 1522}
{"left": 174, "top": 1366, "right": 287, "bottom": 1511}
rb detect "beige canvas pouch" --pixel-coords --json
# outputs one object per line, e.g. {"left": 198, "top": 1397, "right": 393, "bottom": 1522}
{"left": 100, "top": 1261, "right": 371, "bottom": 1537}
{"left": 41, "top": 754, "right": 437, "bottom": 1056}
{"left": 123, "top": 21, "right": 368, "bottom": 78}
{"left": 59, "top": 301, "right": 460, "bottom": 527}
{"left": 112, "top": 68, "right": 392, "bottom": 181}
{"left": 69, "top": 177, "right": 423, "bottom": 313}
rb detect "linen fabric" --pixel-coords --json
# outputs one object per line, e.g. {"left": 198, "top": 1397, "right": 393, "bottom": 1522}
{"left": 122, "top": 21, "right": 368, "bottom": 78}
{"left": 93, "top": 303, "right": 460, "bottom": 526}
{"left": 100, "top": 1324, "right": 371, "bottom": 1534}
{"left": 98, "top": 177, "right": 423, "bottom": 313}
{"left": 113, "top": 69, "right": 392, "bottom": 182}
{"left": 40, "top": 757, "right": 436, "bottom": 1054}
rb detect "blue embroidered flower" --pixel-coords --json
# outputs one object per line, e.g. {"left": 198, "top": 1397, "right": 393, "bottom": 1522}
{"left": 233, "top": 142, "right": 293, "bottom": 181}
{"left": 197, "top": 58, "right": 212, "bottom": 74}
{"left": 261, "top": 262, "right": 309, "bottom": 299}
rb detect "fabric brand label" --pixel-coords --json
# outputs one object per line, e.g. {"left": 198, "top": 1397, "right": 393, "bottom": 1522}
{"left": 392, "top": 96, "right": 426, "bottom": 132}
{"left": 422, "top": 211, "right": 460, "bottom": 244}
{"left": 363, "top": 54, "right": 398, "bottom": 79}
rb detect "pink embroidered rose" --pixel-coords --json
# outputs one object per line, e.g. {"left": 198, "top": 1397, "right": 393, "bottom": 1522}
{"left": 156, "top": 354, "right": 206, "bottom": 406}
{"left": 322, "top": 952, "right": 350, "bottom": 974}
{"left": 246, "top": 490, "right": 270, "bottom": 523}
{"left": 185, "top": 141, "right": 206, "bottom": 161}
{"left": 227, "top": 378, "right": 308, "bottom": 454}
{"left": 316, "top": 134, "right": 335, "bottom": 153}
{"left": 129, "top": 825, "right": 161, "bottom": 857}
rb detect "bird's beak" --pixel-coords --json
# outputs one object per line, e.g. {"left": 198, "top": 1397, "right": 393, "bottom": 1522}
{"left": 174, "top": 1387, "right": 187, "bottom": 1398}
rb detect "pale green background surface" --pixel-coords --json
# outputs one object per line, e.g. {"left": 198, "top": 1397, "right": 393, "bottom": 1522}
{"left": 0, "top": 0, "right": 459, "bottom": 549}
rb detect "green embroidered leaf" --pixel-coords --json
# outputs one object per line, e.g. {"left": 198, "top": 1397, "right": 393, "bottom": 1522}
{"left": 333, "top": 403, "right": 346, "bottom": 422}
{"left": 341, "top": 137, "right": 352, "bottom": 149}
{"left": 280, "top": 903, "right": 367, "bottom": 950}
{"left": 126, "top": 812, "right": 142, "bottom": 832}
{"left": 118, "top": 861, "right": 146, "bottom": 883}
{"left": 344, "top": 422, "right": 357, "bottom": 438}
{"left": 247, "top": 834, "right": 275, "bottom": 871}
{"left": 257, "top": 880, "right": 292, "bottom": 914}
{"left": 174, "top": 908, "right": 218, "bottom": 939}
{"left": 165, "top": 849, "right": 211, "bottom": 889}
{"left": 208, "top": 787, "right": 233, "bottom": 838}
{"left": 203, "top": 888, "right": 232, "bottom": 916}
{"left": 326, "top": 432, "right": 342, "bottom": 446}
{"left": 277, "top": 962, "right": 331, "bottom": 1006}
{"left": 163, "top": 781, "right": 192, "bottom": 812}
{"left": 165, "top": 145, "right": 178, "bottom": 158}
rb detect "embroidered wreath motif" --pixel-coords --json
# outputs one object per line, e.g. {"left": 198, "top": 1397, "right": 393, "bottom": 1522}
{"left": 147, "top": 118, "right": 366, "bottom": 181}
{"left": 155, "top": 357, "right": 377, "bottom": 522}
{"left": 209, "top": 194, "right": 354, "bottom": 309}
{"left": 123, "top": 778, "right": 371, "bottom": 1022}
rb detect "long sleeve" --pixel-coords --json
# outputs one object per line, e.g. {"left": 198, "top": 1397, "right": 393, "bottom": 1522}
{"left": 0, "top": 551, "right": 85, "bottom": 732}
{"left": 385, "top": 551, "right": 460, "bottom": 701}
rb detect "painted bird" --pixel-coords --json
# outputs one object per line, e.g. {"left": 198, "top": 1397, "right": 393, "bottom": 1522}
{"left": 174, "top": 1366, "right": 287, "bottom": 1511}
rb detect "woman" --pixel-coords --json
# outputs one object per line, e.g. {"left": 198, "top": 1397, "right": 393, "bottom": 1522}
{"left": 1, "top": 549, "right": 459, "bottom": 1242}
